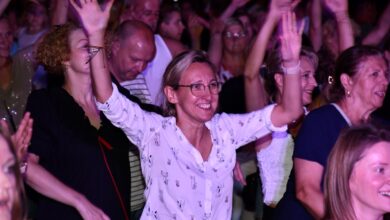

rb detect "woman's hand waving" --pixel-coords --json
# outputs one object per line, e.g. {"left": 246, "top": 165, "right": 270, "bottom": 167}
{"left": 70, "top": 0, "right": 114, "bottom": 36}
{"left": 280, "top": 12, "right": 304, "bottom": 68}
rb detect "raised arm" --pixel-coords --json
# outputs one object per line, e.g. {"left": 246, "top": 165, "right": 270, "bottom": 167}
{"left": 362, "top": 2, "right": 390, "bottom": 46}
{"left": 270, "top": 12, "right": 303, "bottom": 127}
{"left": 0, "top": 0, "right": 10, "bottom": 15}
{"left": 51, "top": 0, "right": 70, "bottom": 25}
{"left": 70, "top": 0, "right": 114, "bottom": 103}
{"left": 219, "top": 0, "right": 249, "bottom": 21}
{"left": 324, "top": 0, "right": 354, "bottom": 53}
{"left": 308, "top": 0, "right": 322, "bottom": 52}
{"left": 187, "top": 13, "right": 209, "bottom": 50}
{"left": 207, "top": 18, "right": 225, "bottom": 71}
{"left": 244, "top": 0, "right": 294, "bottom": 112}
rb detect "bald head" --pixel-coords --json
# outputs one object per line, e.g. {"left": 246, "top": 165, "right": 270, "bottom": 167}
{"left": 110, "top": 20, "right": 156, "bottom": 82}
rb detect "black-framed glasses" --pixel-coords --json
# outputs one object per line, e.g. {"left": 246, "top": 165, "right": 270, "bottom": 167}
{"left": 174, "top": 81, "right": 222, "bottom": 97}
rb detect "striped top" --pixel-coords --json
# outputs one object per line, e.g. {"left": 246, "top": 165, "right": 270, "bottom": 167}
{"left": 120, "top": 74, "right": 152, "bottom": 105}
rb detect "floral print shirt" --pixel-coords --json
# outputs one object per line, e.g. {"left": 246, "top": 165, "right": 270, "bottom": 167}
{"left": 97, "top": 84, "right": 287, "bottom": 220}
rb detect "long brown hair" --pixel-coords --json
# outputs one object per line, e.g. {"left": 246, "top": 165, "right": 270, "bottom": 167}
{"left": 323, "top": 124, "right": 390, "bottom": 220}
{"left": 0, "top": 132, "right": 27, "bottom": 220}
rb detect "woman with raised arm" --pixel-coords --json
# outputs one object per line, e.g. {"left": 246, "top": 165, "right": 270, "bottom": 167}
{"left": 72, "top": 0, "right": 303, "bottom": 218}
{"left": 273, "top": 45, "right": 389, "bottom": 220}
{"left": 242, "top": 0, "right": 317, "bottom": 208}
{"left": 25, "top": 17, "right": 136, "bottom": 220}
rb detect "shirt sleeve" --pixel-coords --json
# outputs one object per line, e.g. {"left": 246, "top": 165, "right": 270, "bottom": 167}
{"left": 294, "top": 110, "right": 328, "bottom": 166}
{"left": 212, "top": 104, "right": 287, "bottom": 149}
{"left": 96, "top": 83, "right": 163, "bottom": 147}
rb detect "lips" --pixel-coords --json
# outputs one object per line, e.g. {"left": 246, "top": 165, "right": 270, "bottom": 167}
{"left": 379, "top": 191, "right": 390, "bottom": 197}
{"left": 0, "top": 192, "right": 10, "bottom": 213}
{"left": 198, "top": 103, "right": 211, "bottom": 110}
{"left": 375, "top": 91, "right": 386, "bottom": 98}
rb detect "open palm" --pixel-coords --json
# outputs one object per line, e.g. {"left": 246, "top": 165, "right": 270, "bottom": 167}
{"left": 70, "top": 0, "right": 113, "bottom": 35}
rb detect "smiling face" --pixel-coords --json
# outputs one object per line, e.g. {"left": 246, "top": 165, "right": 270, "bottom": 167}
{"left": 300, "top": 57, "right": 318, "bottom": 105}
{"left": 348, "top": 55, "right": 389, "bottom": 111}
{"left": 0, "top": 136, "right": 16, "bottom": 220}
{"left": 349, "top": 141, "right": 390, "bottom": 218}
{"left": 66, "top": 29, "right": 90, "bottom": 75}
{"left": 169, "top": 62, "right": 219, "bottom": 126}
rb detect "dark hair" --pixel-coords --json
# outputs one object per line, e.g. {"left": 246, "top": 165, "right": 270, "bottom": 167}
{"left": 158, "top": 4, "right": 181, "bottom": 25}
{"left": 161, "top": 50, "right": 216, "bottom": 116}
{"left": 324, "top": 124, "right": 390, "bottom": 220}
{"left": 328, "top": 45, "right": 385, "bottom": 103}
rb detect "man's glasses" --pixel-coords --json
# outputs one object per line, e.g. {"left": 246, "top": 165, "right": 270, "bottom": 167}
{"left": 224, "top": 31, "right": 247, "bottom": 39}
{"left": 174, "top": 81, "right": 222, "bottom": 97}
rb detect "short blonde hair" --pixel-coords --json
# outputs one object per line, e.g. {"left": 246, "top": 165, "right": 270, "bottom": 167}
{"left": 161, "top": 50, "right": 216, "bottom": 116}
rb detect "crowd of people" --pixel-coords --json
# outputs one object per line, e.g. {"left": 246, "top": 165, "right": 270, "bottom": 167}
{"left": 0, "top": 0, "right": 389, "bottom": 219}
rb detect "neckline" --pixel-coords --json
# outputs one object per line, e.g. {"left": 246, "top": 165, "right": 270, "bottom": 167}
{"left": 331, "top": 103, "right": 352, "bottom": 127}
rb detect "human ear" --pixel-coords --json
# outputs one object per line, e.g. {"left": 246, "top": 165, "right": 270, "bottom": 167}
{"left": 111, "top": 41, "right": 120, "bottom": 56}
{"left": 274, "top": 73, "right": 284, "bottom": 91}
{"left": 340, "top": 73, "right": 353, "bottom": 91}
{"left": 164, "top": 86, "right": 178, "bottom": 104}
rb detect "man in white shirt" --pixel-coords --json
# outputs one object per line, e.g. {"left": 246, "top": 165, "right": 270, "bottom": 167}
{"left": 108, "top": 20, "right": 157, "bottom": 220}
{"left": 121, "top": 0, "right": 173, "bottom": 106}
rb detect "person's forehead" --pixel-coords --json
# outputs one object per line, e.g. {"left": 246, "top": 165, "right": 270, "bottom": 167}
{"left": 121, "top": 38, "right": 155, "bottom": 59}
{"left": 135, "top": 0, "right": 160, "bottom": 10}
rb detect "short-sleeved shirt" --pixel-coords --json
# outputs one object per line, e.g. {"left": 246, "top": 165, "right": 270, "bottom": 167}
{"left": 272, "top": 104, "right": 349, "bottom": 220}
{"left": 97, "top": 84, "right": 286, "bottom": 220}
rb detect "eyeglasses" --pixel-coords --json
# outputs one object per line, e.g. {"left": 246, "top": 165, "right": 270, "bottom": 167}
{"left": 224, "top": 32, "right": 247, "bottom": 39}
{"left": 174, "top": 81, "right": 222, "bottom": 97}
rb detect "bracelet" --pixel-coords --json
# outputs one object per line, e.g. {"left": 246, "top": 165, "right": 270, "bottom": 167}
{"left": 20, "top": 154, "right": 29, "bottom": 179}
{"left": 281, "top": 61, "right": 301, "bottom": 75}
{"left": 86, "top": 46, "right": 104, "bottom": 64}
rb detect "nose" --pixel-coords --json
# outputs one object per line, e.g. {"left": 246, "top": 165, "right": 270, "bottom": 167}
{"left": 135, "top": 61, "right": 147, "bottom": 73}
{"left": 310, "top": 75, "right": 318, "bottom": 87}
{"left": 199, "top": 85, "right": 213, "bottom": 98}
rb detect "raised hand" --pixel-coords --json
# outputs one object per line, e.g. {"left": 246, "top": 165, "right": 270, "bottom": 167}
{"left": 1, "top": 112, "right": 33, "bottom": 161}
{"left": 70, "top": 0, "right": 114, "bottom": 36}
{"left": 280, "top": 12, "right": 304, "bottom": 67}
{"left": 324, "top": 0, "right": 348, "bottom": 14}
{"left": 231, "top": 0, "right": 250, "bottom": 8}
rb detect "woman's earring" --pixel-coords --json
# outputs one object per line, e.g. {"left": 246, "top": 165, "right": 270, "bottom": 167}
{"left": 346, "top": 90, "right": 351, "bottom": 97}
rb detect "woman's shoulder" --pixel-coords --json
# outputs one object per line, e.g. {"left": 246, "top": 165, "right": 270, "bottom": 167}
{"left": 305, "top": 104, "right": 340, "bottom": 121}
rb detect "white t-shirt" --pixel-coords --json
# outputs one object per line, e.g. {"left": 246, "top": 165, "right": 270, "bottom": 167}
{"left": 142, "top": 34, "right": 172, "bottom": 106}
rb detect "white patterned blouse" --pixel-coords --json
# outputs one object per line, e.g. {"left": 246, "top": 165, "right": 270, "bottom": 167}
{"left": 97, "top": 84, "right": 286, "bottom": 220}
